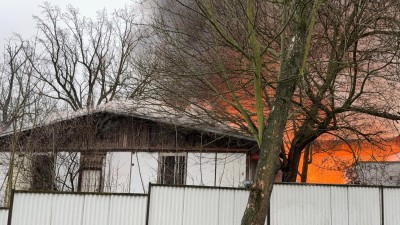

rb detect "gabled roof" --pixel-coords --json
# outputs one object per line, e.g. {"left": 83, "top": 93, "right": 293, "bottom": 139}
{"left": 1, "top": 100, "right": 254, "bottom": 141}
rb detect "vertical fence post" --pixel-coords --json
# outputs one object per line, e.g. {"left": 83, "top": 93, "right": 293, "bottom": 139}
{"left": 380, "top": 185, "right": 384, "bottom": 225}
{"left": 346, "top": 186, "right": 350, "bottom": 225}
{"left": 7, "top": 190, "right": 15, "bottom": 225}
{"left": 145, "top": 183, "right": 153, "bottom": 225}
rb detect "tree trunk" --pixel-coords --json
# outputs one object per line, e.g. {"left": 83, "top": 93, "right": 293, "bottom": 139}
{"left": 283, "top": 146, "right": 303, "bottom": 182}
{"left": 240, "top": 0, "right": 320, "bottom": 223}
{"left": 282, "top": 117, "right": 320, "bottom": 182}
{"left": 241, "top": 24, "right": 307, "bottom": 225}
{"left": 241, "top": 79, "right": 297, "bottom": 224}
{"left": 282, "top": 114, "right": 334, "bottom": 182}
{"left": 300, "top": 144, "right": 312, "bottom": 183}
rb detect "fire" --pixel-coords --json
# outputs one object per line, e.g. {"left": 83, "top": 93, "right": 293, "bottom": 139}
{"left": 189, "top": 48, "right": 400, "bottom": 185}
{"left": 303, "top": 136, "right": 400, "bottom": 184}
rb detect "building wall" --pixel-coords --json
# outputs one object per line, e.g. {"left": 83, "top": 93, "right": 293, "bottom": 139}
{"left": 104, "top": 152, "right": 132, "bottom": 193}
{"left": 186, "top": 153, "right": 216, "bottom": 186}
{"left": 0, "top": 151, "right": 248, "bottom": 201}
{"left": 130, "top": 152, "right": 159, "bottom": 193}
{"left": 0, "top": 151, "right": 250, "bottom": 208}
{"left": 96, "top": 152, "right": 247, "bottom": 194}
{"left": 215, "top": 153, "right": 246, "bottom": 187}
{"left": 0, "top": 113, "right": 255, "bottom": 202}
{"left": 110, "top": 152, "right": 247, "bottom": 193}
{"left": 353, "top": 162, "right": 400, "bottom": 185}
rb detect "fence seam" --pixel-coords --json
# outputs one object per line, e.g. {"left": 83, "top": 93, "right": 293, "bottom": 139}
{"left": 145, "top": 182, "right": 152, "bottom": 225}
{"left": 6, "top": 190, "right": 14, "bottom": 225}
{"left": 380, "top": 186, "right": 384, "bottom": 225}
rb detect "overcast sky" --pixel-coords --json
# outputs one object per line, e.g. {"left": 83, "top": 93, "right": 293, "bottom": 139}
{"left": 0, "top": 0, "right": 133, "bottom": 49}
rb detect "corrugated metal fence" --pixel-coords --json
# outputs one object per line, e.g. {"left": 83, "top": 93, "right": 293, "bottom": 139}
{"left": 147, "top": 184, "right": 385, "bottom": 225}
{"left": 8, "top": 192, "right": 147, "bottom": 225}
{"left": 270, "top": 185, "right": 382, "bottom": 225}
{"left": 5, "top": 183, "right": 400, "bottom": 225}
{"left": 147, "top": 185, "right": 249, "bottom": 225}
{"left": 0, "top": 209, "right": 7, "bottom": 225}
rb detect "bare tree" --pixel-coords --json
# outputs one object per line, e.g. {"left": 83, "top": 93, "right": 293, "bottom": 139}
{"left": 142, "top": 0, "right": 321, "bottom": 224}
{"left": 0, "top": 38, "right": 37, "bottom": 133}
{"left": 0, "top": 3, "right": 151, "bottom": 203}
{"left": 0, "top": 38, "right": 46, "bottom": 205}
{"left": 28, "top": 3, "right": 147, "bottom": 110}
{"left": 282, "top": 0, "right": 400, "bottom": 182}
{"left": 140, "top": 0, "right": 400, "bottom": 224}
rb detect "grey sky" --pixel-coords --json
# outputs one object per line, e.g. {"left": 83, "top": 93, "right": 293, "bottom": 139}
{"left": 0, "top": 0, "right": 132, "bottom": 49}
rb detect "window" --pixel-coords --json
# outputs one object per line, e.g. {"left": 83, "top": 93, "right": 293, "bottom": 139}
{"left": 247, "top": 154, "right": 258, "bottom": 182}
{"left": 79, "top": 153, "right": 105, "bottom": 192}
{"left": 80, "top": 170, "right": 102, "bottom": 192}
{"left": 30, "top": 154, "right": 55, "bottom": 191}
{"left": 159, "top": 153, "right": 186, "bottom": 185}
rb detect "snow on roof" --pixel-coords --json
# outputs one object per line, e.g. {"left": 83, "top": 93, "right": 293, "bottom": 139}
{"left": 1, "top": 100, "right": 254, "bottom": 141}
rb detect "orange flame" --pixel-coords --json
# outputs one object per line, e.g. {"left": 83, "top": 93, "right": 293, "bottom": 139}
{"left": 302, "top": 136, "right": 400, "bottom": 184}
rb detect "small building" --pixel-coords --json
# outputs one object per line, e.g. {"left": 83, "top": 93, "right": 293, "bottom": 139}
{"left": 347, "top": 161, "right": 400, "bottom": 186}
{"left": 0, "top": 100, "right": 258, "bottom": 196}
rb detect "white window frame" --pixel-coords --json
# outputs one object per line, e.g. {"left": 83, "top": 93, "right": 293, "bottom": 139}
{"left": 158, "top": 152, "right": 187, "bottom": 185}
{"left": 79, "top": 153, "right": 105, "bottom": 192}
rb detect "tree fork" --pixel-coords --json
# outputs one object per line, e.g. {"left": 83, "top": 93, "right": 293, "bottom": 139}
{"left": 241, "top": 0, "right": 321, "bottom": 223}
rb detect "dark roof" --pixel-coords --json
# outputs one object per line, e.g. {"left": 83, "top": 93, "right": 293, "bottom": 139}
{"left": 1, "top": 100, "right": 255, "bottom": 141}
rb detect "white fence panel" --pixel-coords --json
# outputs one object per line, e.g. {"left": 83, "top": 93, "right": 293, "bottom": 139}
{"left": 148, "top": 186, "right": 185, "bottom": 225}
{"left": 330, "top": 186, "right": 349, "bottom": 225}
{"left": 383, "top": 188, "right": 400, "bottom": 225}
{"left": 109, "top": 195, "right": 148, "bottom": 225}
{"left": 233, "top": 190, "right": 249, "bottom": 225}
{"left": 271, "top": 184, "right": 331, "bottom": 225}
{"left": 183, "top": 187, "right": 220, "bottom": 225}
{"left": 233, "top": 190, "right": 249, "bottom": 224}
{"left": 51, "top": 194, "right": 84, "bottom": 225}
{"left": 218, "top": 189, "right": 235, "bottom": 225}
{"left": 9, "top": 192, "right": 147, "bottom": 225}
{"left": 149, "top": 184, "right": 384, "bottom": 225}
{"left": 0, "top": 209, "right": 8, "bottom": 225}
{"left": 82, "top": 195, "right": 111, "bottom": 225}
{"left": 6, "top": 184, "right": 391, "bottom": 225}
{"left": 348, "top": 187, "right": 381, "bottom": 225}
{"left": 11, "top": 193, "right": 53, "bottom": 225}
{"left": 149, "top": 185, "right": 249, "bottom": 225}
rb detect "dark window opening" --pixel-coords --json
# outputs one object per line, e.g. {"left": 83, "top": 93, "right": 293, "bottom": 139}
{"left": 30, "top": 154, "right": 55, "bottom": 191}
{"left": 78, "top": 153, "right": 105, "bottom": 192}
{"left": 160, "top": 155, "right": 186, "bottom": 185}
